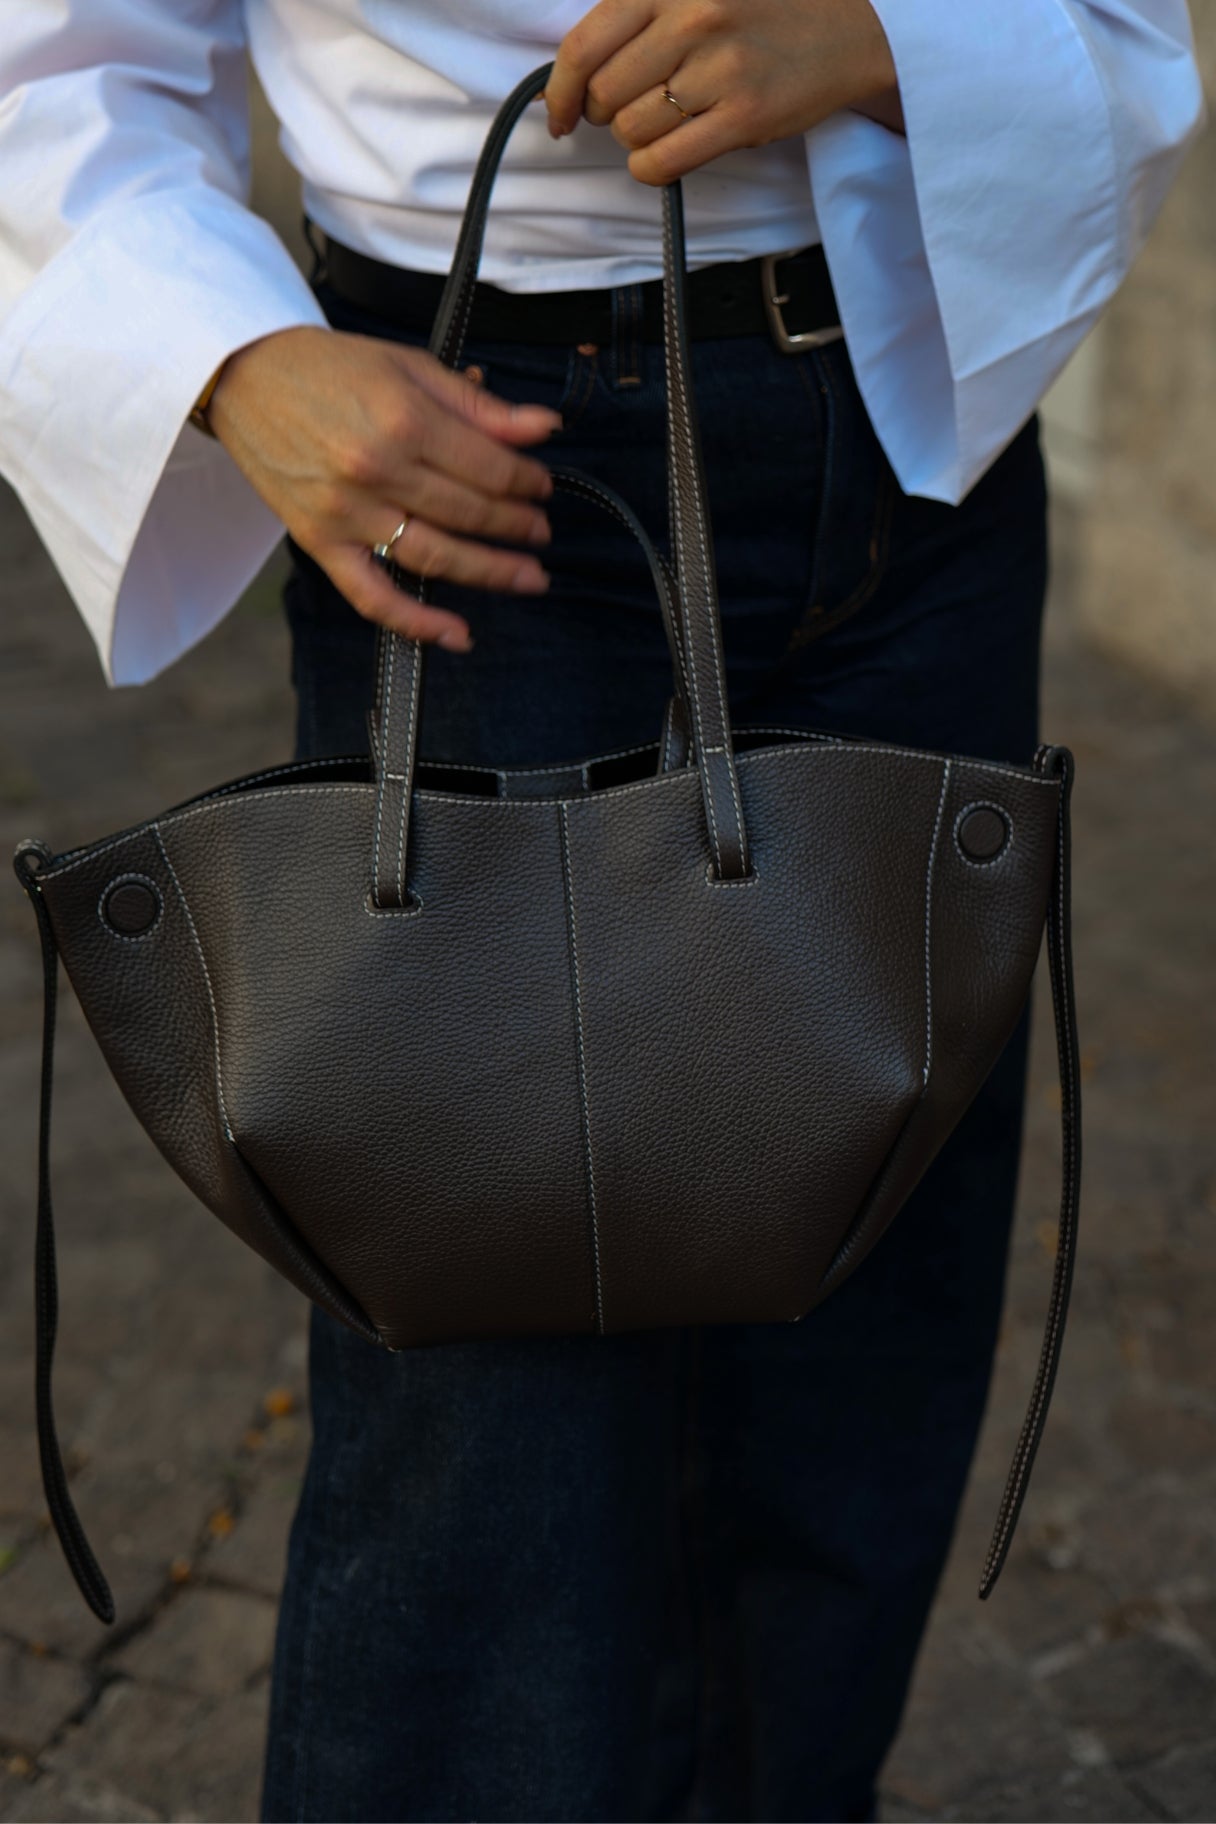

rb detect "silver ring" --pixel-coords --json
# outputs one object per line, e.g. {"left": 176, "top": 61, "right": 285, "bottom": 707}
{"left": 372, "top": 514, "right": 411, "bottom": 561}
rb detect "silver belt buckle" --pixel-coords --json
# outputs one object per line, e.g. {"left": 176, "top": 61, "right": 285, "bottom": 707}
{"left": 760, "top": 250, "right": 845, "bottom": 355}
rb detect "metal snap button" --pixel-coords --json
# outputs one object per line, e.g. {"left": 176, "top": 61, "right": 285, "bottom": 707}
{"left": 102, "top": 877, "right": 162, "bottom": 936}
{"left": 956, "top": 805, "right": 1010, "bottom": 864}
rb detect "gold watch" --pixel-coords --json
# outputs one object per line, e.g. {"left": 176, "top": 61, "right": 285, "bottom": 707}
{"left": 188, "top": 363, "right": 225, "bottom": 439}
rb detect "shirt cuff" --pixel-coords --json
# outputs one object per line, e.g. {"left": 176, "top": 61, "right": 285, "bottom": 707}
{"left": 0, "top": 184, "right": 327, "bottom": 684}
{"left": 807, "top": 1, "right": 1125, "bottom": 504}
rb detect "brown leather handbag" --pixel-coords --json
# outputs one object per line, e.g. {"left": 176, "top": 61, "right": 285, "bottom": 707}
{"left": 15, "top": 64, "right": 1081, "bottom": 1626}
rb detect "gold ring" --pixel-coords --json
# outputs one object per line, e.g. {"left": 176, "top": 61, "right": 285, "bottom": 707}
{"left": 663, "top": 86, "right": 693, "bottom": 121}
{"left": 372, "top": 514, "right": 411, "bottom": 561}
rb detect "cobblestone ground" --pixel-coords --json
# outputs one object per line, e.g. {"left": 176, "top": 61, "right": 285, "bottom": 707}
{"left": 0, "top": 482, "right": 1213, "bottom": 1823}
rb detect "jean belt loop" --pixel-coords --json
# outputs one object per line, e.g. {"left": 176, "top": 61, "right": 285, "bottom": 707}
{"left": 610, "top": 283, "right": 643, "bottom": 389}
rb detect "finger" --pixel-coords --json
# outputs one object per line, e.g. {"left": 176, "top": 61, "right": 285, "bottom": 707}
{"left": 412, "top": 402, "right": 557, "bottom": 506}
{"left": 386, "top": 469, "right": 552, "bottom": 548}
{"left": 382, "top": 354, "right": 558, "bottom": 503}
{"left": 325, "top": 544, "right": 478, "bottom": 651}
{"left": 384, "top": 514, "right": 552, "bottom": 598}
{"left": 387, "top": 344, "right": 563, "bottom": 448}
{"left": 305, "top": 485, "right": 550, "bottom": 604}
{"left": 626, "top": 101, "right": 745, "bottom": 185}
{"left": 354, "top": 475, "right": 549, "bottom": 554}
{"left": 611, "top": 61, "right": 710, "bottom": 150}
{"left": 581, "top": 20, "right": 689, "bottom": 129}
{"left": 546, "top": 0, "right": 654, "bottom": 136}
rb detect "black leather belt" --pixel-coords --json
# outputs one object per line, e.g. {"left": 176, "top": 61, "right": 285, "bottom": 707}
{"left": 317, "top": 230, "right": 842, "bottom": 353}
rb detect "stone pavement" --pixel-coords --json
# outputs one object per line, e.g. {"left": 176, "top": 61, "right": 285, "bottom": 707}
{"left": 0, "top": 483, "right": 1213, "bottom": 1823}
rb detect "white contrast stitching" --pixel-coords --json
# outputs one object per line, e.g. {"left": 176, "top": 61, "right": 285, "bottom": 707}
{"left": 37, "top": 744, "right": 1058, "bottom": 883}
{"left": 486, "top": 741, "right": 660, "bottom": 778}
{"left": 660, "top": 203, "right": 751, "bottom": 879}
{"left": 720, "top": 749, "right": 748, "bottom": 868}
{"left": 953, "top": 800, "right": 1015, "bottom": 870}
{"left": 207, "top": 755, "right": 358, "bottom": 797}
{"left": 737, "top": 743, "right": 1055, "bottom": 789}
{"left": 559, "top": 803, "right": 605, "bottom": 1333}
{"left": 922, "top": 762, "right": 951, "bottom": 1089}
{"left": 704, "top": 863, "right": 760, "bottom": 888}
{"left": 742, "top": 727, "right": 843, "bottom": 744}
{"left": 395, "top": 642, "right": 422, "bottom": 906}
{"left": 371, "top": 635, "right": 397, "bottom": 908}
{"left": 451, "top": 235, "right": 480, "bottom": 364}
{"left": 660, "top": 702, "right": 687, "bottom": 772}
{"left": 152, "top": 826, "right": 234, "bottom": 1144}
{"left": 981, "top": 770, "right": 1074, "bottom": 1585}
{"left": 661, "top": 202, "right": 720, "bottom": 855}
{"left": 95, "top": 872, "right": 164, "bottom": 944}
{"left": 363, "top": 888, "right": 424, "bottom": 920}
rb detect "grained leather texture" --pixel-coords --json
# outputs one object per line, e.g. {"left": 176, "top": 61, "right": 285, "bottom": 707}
{"left": 33, "top": 736, "right": 1060, "bottom": 1351}
{"left": 37, "top": 823, "right": 378, "bottom": 1343}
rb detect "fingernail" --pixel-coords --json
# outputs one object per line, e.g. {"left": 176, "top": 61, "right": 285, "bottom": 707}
{"left": 515, "top": 566, "right": 550, "bottom": 593}
{"left": 510, "top": 403, "right": 563, "bottom": 425}
{"left": 438, "top": 627, "right": 473, "bottom": 652}
{"left": 529, "top": 513, "right": 551, "bottom": 545}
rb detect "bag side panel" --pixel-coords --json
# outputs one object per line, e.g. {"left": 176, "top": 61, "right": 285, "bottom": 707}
{"left": 812, "top": 763, "right": 1059, "bottom": 1308}
{"left": 38, "top": 826, "right": 378, "bottom": 1341}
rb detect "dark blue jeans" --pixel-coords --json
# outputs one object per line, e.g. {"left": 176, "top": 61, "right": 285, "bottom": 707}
{"left": 261, "top": 274, "right": 1048, "bottom": 1823}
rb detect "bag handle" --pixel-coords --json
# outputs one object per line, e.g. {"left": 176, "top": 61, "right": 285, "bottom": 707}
{"left": 546, "top": 467, "right": 692, "bottom": 736}
{"left": 368, "top": 62, "right": 750, "bottom": 910}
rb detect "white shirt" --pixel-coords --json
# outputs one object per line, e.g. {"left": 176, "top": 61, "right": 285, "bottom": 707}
{"left": 0, "top": 1, "right": 1203, "bottom": 686}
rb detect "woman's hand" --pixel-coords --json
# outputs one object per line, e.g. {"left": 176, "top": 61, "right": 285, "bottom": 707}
{"left": 545, "top": 0, "right": 903, "bottom": 186}
{"left": 207, "top": 326, "right": 563, "bottom": 651}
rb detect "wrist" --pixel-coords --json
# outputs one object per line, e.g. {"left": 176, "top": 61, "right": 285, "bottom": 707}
{"left": 854, "top": 85, "right": 905, "bottom": 133}
{"left": 850, "top": 3, "right": 904, "bottom": 133}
